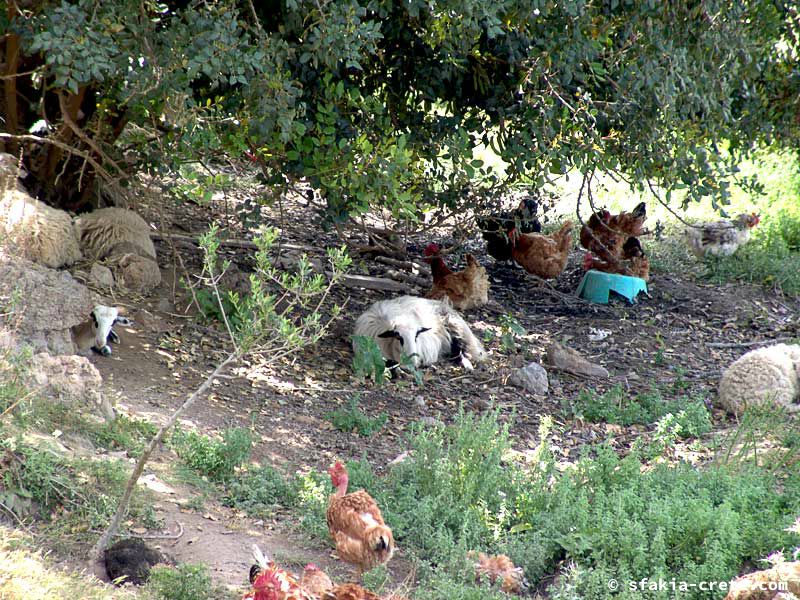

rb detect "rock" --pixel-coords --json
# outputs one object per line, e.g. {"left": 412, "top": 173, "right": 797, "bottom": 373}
{"left": 545, "top": 342, "right": 610, "bottom": 379}
{"left": 419, "top": 416, "right": 444, "bottom": 428}
{"left": 90, "top": 263, "right": 115, "bottom": 289}
{"left": 509, "top": 362, "right": 549, "bottom": 395}
{"left": 156, "top": 297, "right": 174, "bottom": 314}
{"left": 414, "top": 395, "right": 426, "bottom": 410}
{"left": 0, "top": 252, "right": 99, "bottom": 354}
{"left": 23, "top": 353, "right": 115, "bottom": 421}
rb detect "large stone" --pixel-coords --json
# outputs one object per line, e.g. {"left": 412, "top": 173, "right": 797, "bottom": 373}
{"left": 545, "top": 342, "right": 610, "bottom": 379}
{"left": 0, "top": 252, "right": 99, "bottom": 354}
{"left": 509, "top": 362, "right": 549, "bottom": 395}
{"left": 23, "top": 353, "right": 115, "bottom": 421}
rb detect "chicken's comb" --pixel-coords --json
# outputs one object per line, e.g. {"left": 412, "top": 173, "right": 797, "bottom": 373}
{"left": 423, "top": 242, "right": 441, "bottom": 256}
{"left": 304, "top": 563, "right": 318, "bottom": 570}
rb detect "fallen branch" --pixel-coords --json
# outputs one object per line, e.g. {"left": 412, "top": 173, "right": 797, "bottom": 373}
{"left": 89, "top": 352, "right": 238, "bottom": 563}
{"left": 706, "top": 337, "right": 795, "bottom": 349}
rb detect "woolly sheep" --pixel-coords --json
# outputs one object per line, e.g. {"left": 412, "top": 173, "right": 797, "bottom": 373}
{"left": 0, "top": 189, "right": 82, "bottom": 269}
{"left": 353, "top": 295, "right": 487, "bottom": 372}
{"left": 105, "top": 251, "right": 161, "bottom": 293}
{"left": 74, "top": 207, "right": 156, "bottom": 260}
{"left": 718, "top": 343, "right": 800, "bottom": 416}
{"left": 71, "top": 305, "right": 133, "bottom": 356}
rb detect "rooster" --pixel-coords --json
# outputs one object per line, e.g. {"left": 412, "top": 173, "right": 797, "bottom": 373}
{"left": 580, "top": 202, "right": 647, "bottom": 262}
{"left": 685, "top": 212, "right": 760, "bottom": 258}
{"left": 300, "top": 564, "right": 334, "bottom": 596}
{"left": 423, "top": 243, "right": 489, "bottom": 310}
{"left": 508, "top": 221, "right": 574, "bottom": 279}
{"left": 583, "top": 236, "right": 650, "bottom": 281}
{"left": 327, "top": 462, "right": 395, "bottom": 576}
{"left": 477, "top": 198, "right": 542, "bottom": 262}
{"left": 471, "top": 552, "right": 530, "bottom": 595}
{"left": 244, "top": 545, "right": 314, "bottom": 600}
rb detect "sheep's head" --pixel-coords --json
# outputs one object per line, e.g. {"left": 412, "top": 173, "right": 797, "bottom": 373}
{"left": 91, "top": 306, "right": 119, "bottom": 356}
{"left": 90, "top": 305, "right": 132, "bottom": 356}
{"left": 378, "top": 324, "right": 430, "bottom": 367}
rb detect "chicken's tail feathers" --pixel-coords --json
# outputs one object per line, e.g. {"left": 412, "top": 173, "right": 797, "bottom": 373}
{"left": 252, "top": 544, "right": 269, "bottom": 569}
{"left": 465, "top": 253, "right": 479, "bottom": 268}
{"left": 367, "top": 524, "right": 395, "bottom": 555}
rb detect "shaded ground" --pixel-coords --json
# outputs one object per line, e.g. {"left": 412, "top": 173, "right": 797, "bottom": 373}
{"left": 66, "top": 175, "right": 800, "bottom": 592}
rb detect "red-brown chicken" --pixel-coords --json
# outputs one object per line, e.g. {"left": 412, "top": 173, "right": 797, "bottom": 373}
{"left": 244, "top": 545, "right": 314, "bottom": 600}
{"left": 423, "top": 243, "right": 489, "bottom": 310}
{"left": 327, "top": 462, "right": 395, "bottom": 576}
{"left": 322, "top": 583, "right": 381, "bottom": 600}
{"left": 299, "top": 563, "right": 334, "bottom": 597}
{"left": 580, "top": 203, "right": 647, "bottom": 262}
{"left": 471, "top": 552, "right": 530, "bottom": 595}
{"left": 583, "top": 236, "right": 650, "bottom": 281}
{"left": 508, "top": 221, "right": 574, "bottom": 279}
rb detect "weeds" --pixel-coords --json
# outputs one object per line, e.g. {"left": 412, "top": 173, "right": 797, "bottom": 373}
{"left": 326, "top": 395, "right": 387, "bottom": 436}
{"left": 147, "top": 563, "right": 220, "bottom": 600}
{"left": 567, "top": 384, "right": 712, "bottom": 434}
{"left": 171, "top": 427, "right": 253, "bottom": 482}
{"left": 352, "top": 335, "right": 388, "bottom": 386}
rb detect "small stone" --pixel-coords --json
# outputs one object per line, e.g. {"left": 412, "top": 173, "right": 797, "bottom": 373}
{"left": 419, "top": 416, "right": 444, "bottom": 428}
{"left": 90, "top": 263, "right": 115, "bottom": 289}
{"left": 414, "top": 395, "right": 426, "bottom": 409}
{"left": 509, "top": 362, "right": 549, "bottom": 395}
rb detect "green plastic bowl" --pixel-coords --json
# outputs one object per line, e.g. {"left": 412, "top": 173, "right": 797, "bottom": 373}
{"left": 576, "top": 270, "right": 649, "bottom": 304}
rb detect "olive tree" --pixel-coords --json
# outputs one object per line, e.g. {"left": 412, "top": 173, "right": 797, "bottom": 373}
{"left": 2, "top": 0, "right": 798, "bottom": 222}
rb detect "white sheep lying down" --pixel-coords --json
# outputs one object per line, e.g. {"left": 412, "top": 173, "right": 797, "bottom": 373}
{"left": 72, "top": 305, "right": 133, "bottom": 356}
{"left": 718, "top": 343, "right": 800, "bottom": 416}
{"left": 353, "top": 295, "right": 487, "bottom": 372}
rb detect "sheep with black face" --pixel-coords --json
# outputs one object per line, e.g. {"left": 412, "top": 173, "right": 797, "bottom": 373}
{"left": 71, "top": 305, "right": 132, "bottom": 356}
{"left": 353, "top": 295, "right": 487, "bottom": 373}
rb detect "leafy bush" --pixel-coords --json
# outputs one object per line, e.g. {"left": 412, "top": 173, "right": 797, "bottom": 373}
{"left": 352, "top": 335, "right": 388, "bottom": 385}
{"left": 147, "top": 564, "right": 215, "bottom": 600}
{"left": 171, "top": 427, "right": 253, "bottom": 482}
{"left": 568, "top": 385, "right": 712, "bottom": 434}
{"left": 326, "top": 396, "right": 387, "bottom": 436}
{"left": 223, "top": 464, "right": 299, "bottom": 518}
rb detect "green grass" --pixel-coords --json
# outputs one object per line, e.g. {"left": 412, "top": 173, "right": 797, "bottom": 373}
{"left": 566, "top": 384, "right": 712, "bottom": 435}
{"left": 170, "top": 427, "right": 253, "bottom": 483}
{"left": 326, "top": 395, "right": 387, "bottom": 436}
{"left": 147, "top": 563, "right": 232, "bottom": 600}
{"left": 223, "top": 411, "right": 799, "bottom": 600}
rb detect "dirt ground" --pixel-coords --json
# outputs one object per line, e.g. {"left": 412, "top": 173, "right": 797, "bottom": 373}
{"left": 70, "top": 176, "right": 800, "bottom": 594}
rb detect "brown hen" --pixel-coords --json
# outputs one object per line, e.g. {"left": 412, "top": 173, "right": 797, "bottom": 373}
{"left": 583, "top": 236, "right": 650, "bottom": 281}
{"left": 580, "top": 202, "right": 647, "bottom": 262}
{"left": 509, "top": 221, "right": 574, "bottom": 279}
{"left": 327, "top": 462, "right": 395, "bottom": 576}
{"left": 299, "top": 563, "right": 334, "bottom": 596}
{"left": 471, "top": 552, "right": 530, "bottom": 595}
{"left": 424, "top": 243, "right": 489, "bottom": 310}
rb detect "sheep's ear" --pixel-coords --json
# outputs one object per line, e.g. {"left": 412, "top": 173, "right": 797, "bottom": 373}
{"left": 415, "top": 327, "right": 431, "bottom": 339}
{"left": 378, "top": 330, "right": 401, "bottom": 339}
{"left": 90, "top": 312, "right": 98, "bottom": 327}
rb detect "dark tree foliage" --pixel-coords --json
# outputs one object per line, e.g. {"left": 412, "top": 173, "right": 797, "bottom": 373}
{"left": 1, "top": 0, "right": 799, "bottom": 222}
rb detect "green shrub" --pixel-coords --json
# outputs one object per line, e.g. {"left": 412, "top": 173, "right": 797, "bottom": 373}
{"left": 326, "top": 396, "right": 387, "bottom": 436}
{"left": 171, "top": 427, "right": 253, "bottom": 482}
{"left": 223, "top": 464, "right": 299, "bottom": 518}
{"left": 568, "top": 385, "right": 712, "bottom": 434}
{"left": 147, "top": 564, "right": 215, "bottom": 600}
